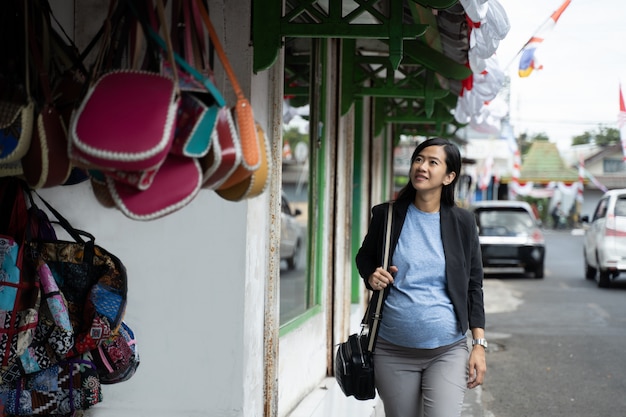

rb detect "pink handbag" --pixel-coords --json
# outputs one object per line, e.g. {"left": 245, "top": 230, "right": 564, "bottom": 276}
{"left": 69, "top": 0, "right": 181, "bottom": 190}
{"left": 69, "top": 70, "right": 179, "bottom": 176}
{"left": 107, "top": 154, "right": 202, "bottom": 221}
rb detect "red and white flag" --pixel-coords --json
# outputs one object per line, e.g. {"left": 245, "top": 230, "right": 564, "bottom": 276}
{"left": 577, "top": 156, "right": 584, "bottom": 203}
{"left": 518, "top": 0, "right": 572, "bottom": 77}
{"left": 618, "top": 83, "right": 626, "bottom": 161}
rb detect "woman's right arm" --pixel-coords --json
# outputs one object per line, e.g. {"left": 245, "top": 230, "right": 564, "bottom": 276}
{"left": 355, "top": 205, "right": 385, "bottom": 290}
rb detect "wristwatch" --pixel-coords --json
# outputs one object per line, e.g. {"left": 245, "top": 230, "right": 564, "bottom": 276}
{"left": 472, "top": 338, "right": 488, "bottom": 348}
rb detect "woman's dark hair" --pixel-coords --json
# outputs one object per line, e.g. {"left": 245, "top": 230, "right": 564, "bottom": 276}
{"left": 396, "top": 137, "right": 462, "bottom": 206}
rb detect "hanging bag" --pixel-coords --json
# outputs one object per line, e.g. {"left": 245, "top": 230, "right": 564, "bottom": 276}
{"left": 107, "top": 153, "right": 203, "bottom": 220}
{"left": 166, "top": 0, "right": 220, "bottom": 158}
{"left": 216, "top": 122, "right": 271, "bottom": 201}
{"left": 69, "top": 1, "right": 180, "bottom": 190}
{"left": 102, "top": 0, "right": 204, "bottom": 221}
{"left": 1, "top": 352, "right": 102, "bottom": 415}
{"left": 92, "top": 321, "right": 140, "bottom": 384}
{"left": 22, "top": 5, "right": 73, "bottom": 189}
{"left": 26, "top": 193, "right": 128, "bottom": 357}
{"left": 0, "top": 179, "right": 40, "bottom": 370}
{"left": 196, "top": 0, "right": 261, "bottom": 190}
{"left": 200, "top": 107, "right": 241, "bottom": 189}
{"left": 0, "top": 2, "right": 34, "bottom": 176}
{"left": 335, "top": 202, "right": 393, "bottom": 400}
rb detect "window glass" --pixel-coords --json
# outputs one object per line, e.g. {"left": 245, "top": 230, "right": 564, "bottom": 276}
{"left": 279, "top": 38, "right": 314, "bottom": 325}
{"left": 593, "top": 199, "right": 608, "bottom": 221}
{"left": 477, "top": 209, "right": 534, "bottom": 235}
{"left": 614, "top": 197, "right": 626, "bottom": 217}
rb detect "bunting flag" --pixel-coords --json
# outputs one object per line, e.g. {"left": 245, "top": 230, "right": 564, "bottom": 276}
{"left": 479, "top": 154, "right": 493, "bottom": 191}
{"left": 518, "top": 0, "right": 572, "bottom": 77}
{"left": 618, "top": 83, "right": 626, "bottom": 161}
{"left": 509, "top": 149, "right": 521, "bottom": 199}
{"left": 576, "top": 157, "right": 584, "bottom": 203}
{"left": 582, "top": 167, "right": 608, "bottom": 193}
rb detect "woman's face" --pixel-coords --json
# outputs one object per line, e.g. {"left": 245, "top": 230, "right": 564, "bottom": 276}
{"left": 409, "top": 145, "right": 456, "bottom": 193}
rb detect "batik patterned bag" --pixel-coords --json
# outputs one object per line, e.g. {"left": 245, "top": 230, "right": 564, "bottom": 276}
{"left": 0, "top": 352, "right": 102, "bottom": 415}
{"left": 0, "top": 262, "right": 74, "bottom": 384}
{"left": 0, "top": 179, "right": 40, "bottom": 369}
{"left": 93, "top": 321, "right": 139, "bottom": 384}
{"left": 26, "top": 195, "right": 127, "bottom": 358}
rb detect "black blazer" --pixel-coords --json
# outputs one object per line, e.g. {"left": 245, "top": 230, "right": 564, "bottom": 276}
{"left": 355, "top": 199, "right": 485, "bottom": 334}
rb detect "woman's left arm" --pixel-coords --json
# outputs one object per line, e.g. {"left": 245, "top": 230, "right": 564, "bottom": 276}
{"left": 466, "top": 210, "right": 486, "bottom": 389}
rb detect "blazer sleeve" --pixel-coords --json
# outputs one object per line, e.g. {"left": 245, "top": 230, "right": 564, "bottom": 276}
{"left": 355, "top": 203, "right": 387, "bottom": 291}
{"left": 466, "top": 210, "right": 486, "bottom": 330}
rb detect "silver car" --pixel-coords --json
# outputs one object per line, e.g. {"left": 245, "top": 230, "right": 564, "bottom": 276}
{"left": 582, "top": 189, "right": 626, "bottom": 287}
{"left": 470, "top": 200, "right": 546, "bottom": 278}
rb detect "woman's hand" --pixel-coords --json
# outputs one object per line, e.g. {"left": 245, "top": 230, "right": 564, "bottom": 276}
{"left": 368, "top": 266, "right": 397, "bottom": 289}
{"left": 467, "top": 346, "right": 486, "bottom": 389}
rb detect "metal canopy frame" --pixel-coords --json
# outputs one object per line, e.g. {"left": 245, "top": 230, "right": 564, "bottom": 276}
{"left": 254, "top": 0, "right": 469, "bottom": 140}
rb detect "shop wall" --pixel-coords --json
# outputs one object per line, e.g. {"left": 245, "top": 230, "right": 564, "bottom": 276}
{"left": 38, "top": 186, "right": 250, "bottom": 416}
{"left": 34, "top": 0, "right": 276, "bottom": 416}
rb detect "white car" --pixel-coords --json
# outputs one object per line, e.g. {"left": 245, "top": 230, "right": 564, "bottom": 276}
{"left": 582, "top": 189, "right": 626, "bottom": 287}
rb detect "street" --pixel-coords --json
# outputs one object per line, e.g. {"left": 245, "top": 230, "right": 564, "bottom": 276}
{"left": 475, "top": 229, "right": 626, "bottom": 417}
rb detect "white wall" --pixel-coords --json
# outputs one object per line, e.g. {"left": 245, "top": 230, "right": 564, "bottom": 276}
{"left": 38, "top": 183, "right": 249, "bottom": 417}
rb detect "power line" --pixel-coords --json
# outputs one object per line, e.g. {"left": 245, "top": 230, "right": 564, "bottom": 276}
{"left": 509, "top": 118, "right": 617, "bottom": 128}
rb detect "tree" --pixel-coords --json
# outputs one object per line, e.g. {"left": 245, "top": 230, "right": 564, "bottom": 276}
{"left": 595, "top": 126, "right": 620, "bottom": 146}
{"left": 570, "top": 125, "right": 619, "bottom": 146}
{"left": 518, "top": 132, "right": 550, "bottom": 155}
{"left": 572, "top": 131, "right": 593, "bottom": 145}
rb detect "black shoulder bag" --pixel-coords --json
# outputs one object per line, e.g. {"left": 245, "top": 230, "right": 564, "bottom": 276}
{"left": 335, "top": 202, "right": 393, "bottom": 400}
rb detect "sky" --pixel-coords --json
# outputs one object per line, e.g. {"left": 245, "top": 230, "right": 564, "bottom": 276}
{"left": 495, "top": 0, "right": 626, "bottom": 150}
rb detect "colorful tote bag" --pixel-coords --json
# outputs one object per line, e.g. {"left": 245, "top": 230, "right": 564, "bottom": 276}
{"left": 0, "top": 179, "right": 40, "bottom": 369}
{"left": 0, "top": 352, "right": 102, "bottom": 415}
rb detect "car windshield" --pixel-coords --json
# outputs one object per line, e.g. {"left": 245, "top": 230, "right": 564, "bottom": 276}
{"left": 476, "top": 208, "right": 534, "bottom": 236}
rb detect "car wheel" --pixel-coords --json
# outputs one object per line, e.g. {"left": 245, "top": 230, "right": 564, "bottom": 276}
{"left": 287, "top": 239, "right": 301, "bottom": 270}
{"left": 534, "top": 263, "right": 544, "bottom": 279}
{"left": 598, "top": 269, "right": 611, "bottom": 288}
{"left": 584, "top": 256, "right": 596, "bottom": 280}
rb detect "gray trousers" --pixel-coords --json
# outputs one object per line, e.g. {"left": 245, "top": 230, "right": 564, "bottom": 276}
{"left": 374, "top": 338, "right": 469, "bottom": 417}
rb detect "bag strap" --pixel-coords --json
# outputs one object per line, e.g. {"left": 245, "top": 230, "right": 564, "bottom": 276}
{"left": 28, "top": 190, "right": 94, "bottom": 244}
{"left": 365, "top": 201, "right": 394, "bottom": 353}
{"left": 127, "top": 0, "right": 225, "bottom": 106}
{"left": 27, "top": 4, "right": 54, "bottom": 107}
{"left": 195, "top": 0, "right": 260, "bottom": 170}
{"left": 195, "top": 1, "right": 242, "bottom": 103}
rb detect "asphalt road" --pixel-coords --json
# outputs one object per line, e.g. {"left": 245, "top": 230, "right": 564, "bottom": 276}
{"left": 474, "top": 228, "right": 626, "bottom": 417}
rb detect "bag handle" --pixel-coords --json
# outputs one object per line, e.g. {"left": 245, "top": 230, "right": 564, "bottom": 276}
{"left": 195, "top": 1, "right": 243, "bottom": 103}
{"left": 27, "top": 3, "right": 53, "bottom": 107}
{"left": 127, "top": 0, "right": 225, "bottom": 106}
{"left": 27, "top": 190, "right": 94, "bottom": 244}
{"left": 195, "top": 0, "right": 260, "bottom": 170}
{"left": 365, "top": 202, "right": 394, "bottom": 353}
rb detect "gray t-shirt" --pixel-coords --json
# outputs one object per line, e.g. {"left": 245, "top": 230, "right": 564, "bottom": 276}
{"left": 378, "top": 204, "right": 464, "bottom": 349}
